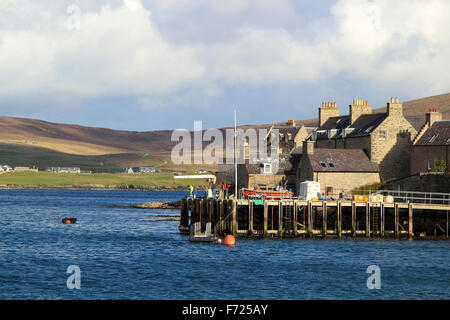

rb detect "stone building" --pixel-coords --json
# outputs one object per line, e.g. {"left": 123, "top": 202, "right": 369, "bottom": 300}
{"left": 312, "top": 98, "right": 417, "bottom": 181}
{"left": 296, "top": 141, "right": 380, "bottom": 196}
{"left": 266, "top": 120, "right": 314, "bottom": 154}
{"left": 410, "top": 109, "right": 449, "bottom": 174}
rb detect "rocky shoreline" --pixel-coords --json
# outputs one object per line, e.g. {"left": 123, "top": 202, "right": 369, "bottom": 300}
{"left": 100, "top": 201, "right": 181, "bottom": 210}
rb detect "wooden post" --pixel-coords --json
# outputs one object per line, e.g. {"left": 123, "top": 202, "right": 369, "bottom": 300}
{"left": 322, "top": 201, "right": 327, "bottom": 238}
{"left": 293, "top": 201, "right": 298, "bottom": 237}
{"left": 307, "top": 201, "right": 313, "bottom": 237}
{"left": 232, "top": 200, "right": 237, "bottom": 236}
{"left": 380, "top": 203, "right": 385, "bottom": 238}
{"left": 394, "top": 203, "right": 399, "bottom": 238}
{"left": 248, "top": 200, "right": 254, "bottom": 235}
{"left": 278, "top": 201, "right": 283, "bottom": 236}
{"left": 263, "top": 202, "right": 268, "bottom": 238}
{"left": 337, "top": 201, "right": 342, "bottom": 238}
{"left": 446, "top": 210, "right": 448, "bottom": 238}
{"left": 408, "top": 204, "right": 413, "bottom": 239}
{"left": 351, "top": 202, "right": 356, "bottom": 237}
{"left": 365, "top": 202, "right": 370, "bottom": 238}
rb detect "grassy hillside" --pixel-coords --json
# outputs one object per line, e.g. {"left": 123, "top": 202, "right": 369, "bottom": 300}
{"left": 0, "top": 143, "right": 217, "bottom": 173}
{"left": 0, "top": 171, "right": 209, "bottom": 188}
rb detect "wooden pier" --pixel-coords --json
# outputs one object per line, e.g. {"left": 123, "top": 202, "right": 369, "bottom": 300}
{"left": 179, "top": 198, "right": 450, "bottom": 239}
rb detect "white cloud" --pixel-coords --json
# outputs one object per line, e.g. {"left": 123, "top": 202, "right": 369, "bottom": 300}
{"left": 0, "top": 0, "right": 204, "bottom": 99}
{"left": 0, "top": 0, "right": 450, "bottom": 113}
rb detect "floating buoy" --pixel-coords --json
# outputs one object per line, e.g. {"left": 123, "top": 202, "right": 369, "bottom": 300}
{"left": 224, "top": 235, "right": 235, "bottom": 246}
{"left": 62, "top": 217, "right": 77, "bottom": 224}
{"left": 217, "top": 238, "right": 222, "bottom": 244}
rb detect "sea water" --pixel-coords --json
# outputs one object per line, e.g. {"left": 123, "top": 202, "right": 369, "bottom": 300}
{"left": 0, "top": 189, "right": 448, "bottom": 299}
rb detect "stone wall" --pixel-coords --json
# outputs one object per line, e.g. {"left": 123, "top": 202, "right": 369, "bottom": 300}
{"left": 316, "top": 172, "right": 380, "bottom": 194}
{"left": 386, "top": 173, "right": 450, "bottom": 193}
{"left": 248, "top": 174, "right": 294, "bottom": 188}
{"left": 371, "top": 115, "right": 416, "bottom": 180}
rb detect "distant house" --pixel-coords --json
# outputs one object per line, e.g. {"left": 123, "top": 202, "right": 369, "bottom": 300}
{"left": 46, "top": 167, "right": 81, "bottom": 173}
{"left": 296, "top": 141, "right": 380, "bottom": 196}
{"left": 132, "top": 167, "right": 156, "bottom": 173}
{"left": 1, "top": 165, "right": 13, "bottom": 172}
{"left": 120, "top": 168, "right": 134, "bottom": 174}
{"left": 410, "top": 109, "right": 450, "bottom": 174}
{"left": 14, "top": 167, "right": 38, "bottom": 172}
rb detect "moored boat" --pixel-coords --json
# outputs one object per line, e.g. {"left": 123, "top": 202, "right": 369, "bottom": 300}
{"left": 242, "top": 186, "right": 294, "bottom": 200}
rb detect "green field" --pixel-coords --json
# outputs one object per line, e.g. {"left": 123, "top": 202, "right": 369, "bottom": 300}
{"left": 0, "top": 171, "right": 210, "bottom": 189}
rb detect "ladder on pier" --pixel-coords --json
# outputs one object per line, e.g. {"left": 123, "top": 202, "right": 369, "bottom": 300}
{"left": 372, "top": 206, "right": 379, "bottom": 234}
{"left": 284, "top": 205, "right": 292, "bottom": 234}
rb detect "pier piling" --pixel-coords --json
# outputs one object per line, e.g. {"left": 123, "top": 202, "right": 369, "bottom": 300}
{"left": 178, "top": 198, "right": 450, "bottom": 240}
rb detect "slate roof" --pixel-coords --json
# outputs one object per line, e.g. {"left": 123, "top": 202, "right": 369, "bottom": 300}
{"left": 415, "top": 121, "right": 450, "bottom": 146}
{"left": 315, "top": 113, "right": 387, "bottom": 140}
{"left": 307, "top": 149, "right": 380, "bottom": 172}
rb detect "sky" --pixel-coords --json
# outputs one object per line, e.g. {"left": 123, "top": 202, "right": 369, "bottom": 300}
{"left": 0, "top": 0, "right": 449, "bottom": 131}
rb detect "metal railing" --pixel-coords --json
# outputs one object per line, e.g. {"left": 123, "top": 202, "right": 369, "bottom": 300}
{"left": 373, "top": 190, "right": 450, "bottom": 205}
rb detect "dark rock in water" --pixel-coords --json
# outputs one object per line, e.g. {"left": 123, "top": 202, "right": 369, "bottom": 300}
{"left": 99, "top": 201, "right": 180, "bottom": 210}
{"left": 62, "top": 217, "right": 77, "bottom": 224}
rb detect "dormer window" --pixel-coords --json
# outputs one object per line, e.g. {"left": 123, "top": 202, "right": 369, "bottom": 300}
{"left": 328, "top": 163, "right": 335, "bottom": 168}
{"left": 428, "top": 134, "right": 438, "bottom": 144}
{"left": 365, "top": 126, "right": 373, "bottom": 133}
{"left": 320, "top": 162, "right": 327, "bottom": 168}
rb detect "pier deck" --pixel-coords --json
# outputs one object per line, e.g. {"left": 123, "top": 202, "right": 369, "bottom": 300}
{"left": 179, "top": 198, "right": 450, "bottom": 239}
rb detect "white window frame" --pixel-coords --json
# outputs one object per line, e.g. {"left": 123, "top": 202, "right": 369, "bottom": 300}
{"left": 264, "top": 163, "right": 272, "bottom": 174}
{"left": 378, "top": 130, "right": 386, "bottom": 141}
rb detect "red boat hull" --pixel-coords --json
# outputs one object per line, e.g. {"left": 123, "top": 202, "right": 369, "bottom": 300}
{"left": 243, "top": 188, "right": 294, "bottom": 200}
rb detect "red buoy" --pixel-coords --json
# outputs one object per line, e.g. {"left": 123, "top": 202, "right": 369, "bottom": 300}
{"left": 224, "top": 235, "right": 235, "bottom": 246}
{"left": 65, "top": 220, "right": 71, "bottom": 224}
{"left": 217, "top": 238, "right": 222, "bottom": 244}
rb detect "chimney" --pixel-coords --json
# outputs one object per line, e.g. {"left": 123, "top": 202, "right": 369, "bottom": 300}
{"left": 387, "top": 97, "right": 403, "bottom": 117}
{"left": 349, "top": 99, "right": 372, "bottom": 124}
{"left": 426, "top": 108, "right": 442, "bottom": 127}
{"left": 286, "top": 119, "right": 296, "bottom": 127}
{"left": 318, "top": 101, "right": 339, "bottom": 127}
{"left": 303, "top": 140, "right": 314, "bottom": 155}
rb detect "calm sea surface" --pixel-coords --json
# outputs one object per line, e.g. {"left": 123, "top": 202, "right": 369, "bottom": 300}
{"left": 0, "top": 189, "right": 448, "bottom": 300}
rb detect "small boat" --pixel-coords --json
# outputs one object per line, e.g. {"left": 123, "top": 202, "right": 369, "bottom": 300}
{"left": 189, "top": 222, "right": 218, "bottom": 242}
{"left": 62, "top": 217, "right": 77, "bottom": 224}
{"left": 178, "top": 225, "right": 190, "bottom": 235}
{"left": 242, "top": 186, "right": 294, "bottom": 200}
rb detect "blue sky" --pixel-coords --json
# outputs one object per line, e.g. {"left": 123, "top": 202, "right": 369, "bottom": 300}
{"left": 0, "top": 0, "right": 449, "bottom": 131}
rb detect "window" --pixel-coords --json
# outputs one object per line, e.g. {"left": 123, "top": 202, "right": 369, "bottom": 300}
{"left": 328, "top": 163, "right": 335, "bottom": 168}
{"left": 320, "top": 162, "right": 327, "bottom": 168}
{"left": 264, "top": 163, "right": 272, "bottom": 174}
{"left": 427, "top": 159, "right": 433, "bottom": 171}
{"left": 365, "top": 126, "right": 373, "bottom": 133}
{"left": 326, "top": 187, "right": 333, "bottom": 195}
{"left": 378, "top": 130, "right": 386, "bottom": 140}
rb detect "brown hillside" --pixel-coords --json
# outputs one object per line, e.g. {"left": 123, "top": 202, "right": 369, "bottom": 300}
{"left": 0, "top": 116, "right": 175, "bottom": 155}
{"left": 0, "top": 93, "right": 449, "bottom": 158}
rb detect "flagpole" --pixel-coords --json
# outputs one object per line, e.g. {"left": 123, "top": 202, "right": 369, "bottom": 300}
{"left": 234, "top": 109, "right": 238, "bottom": 199}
